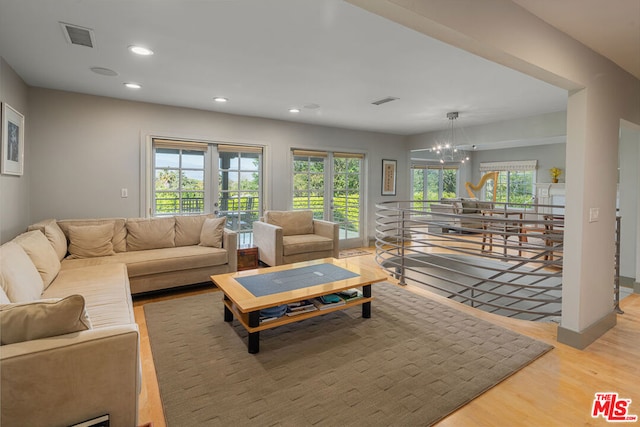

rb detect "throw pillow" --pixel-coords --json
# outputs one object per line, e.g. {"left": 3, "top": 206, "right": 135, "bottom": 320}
{"left": 0, "top": 242, "right": 44, "bottom": 302}
{"left": 199, "top": 217, "right": 226, "bottom": 248}
{"left": 58, "top": 219, "right": 127, "bottom": 253}
{"left": 175, "top": 214, "right": 215, "bottom": 246}
{"left": 13, "top": 231, "right": 61, "bottom": 290}
{"left": 67, "top": 223, "right": 116, "bottom": 259}
{"left": 0, "top": 295, "right": 92, "bottom": 345}
{"left": 126, "top": 217, "right": 176, "bottom": 251}
{"left": 44, "top": 222, "right": 68, "bottom": 261}
{"left": 27, "top": 219, "right": 68, "bottom": 261}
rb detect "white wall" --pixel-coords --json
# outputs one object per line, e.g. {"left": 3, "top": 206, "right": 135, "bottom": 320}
{"left": 618, "top": 124, "right": 640, "bottom": 282}
{"left": 0, "top": 57, "right": 30, "bottom": 243}
{"left": 26, "top": 87, "right": 408, "bottom": 244}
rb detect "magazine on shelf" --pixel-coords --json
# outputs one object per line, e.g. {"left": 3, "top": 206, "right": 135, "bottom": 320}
{"left": 312, "top": 295, "right": 346, "bottom": 310}
{"left": 286, "top": 305, "right": 318, "bottom": 316}
{"left": 338, "top": 288, "right": 363, "bottom": 301}
{"left": 286, "top": 300, "right": 318, "bottom": 316}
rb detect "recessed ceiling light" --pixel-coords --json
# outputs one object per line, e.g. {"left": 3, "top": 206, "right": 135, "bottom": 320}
{"left": 289, "top": 108, "right": 301, "bottom": 113}
{"left": 128, "top": 45, "right": 154, "bottom": 56}
{"left": 124, "top": 82, "right": 142, "bottom": 89}
{"left": 214, "top": 97, "right": 228, "bottom": 103}
{"left": 90, "top": 67, "right": 118, "bottom": 77}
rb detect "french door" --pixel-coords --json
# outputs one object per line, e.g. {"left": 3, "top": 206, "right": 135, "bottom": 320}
{"left": 292, "top": 149, "right": 365, "bottom": 249}
{"left": 150, "top": 139, "right": 263, "bottom": 246}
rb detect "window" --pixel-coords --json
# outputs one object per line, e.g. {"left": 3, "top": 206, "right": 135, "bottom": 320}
{"left": 218, "top": 145, "right": 262, "bottom": 246}
{"left": 412, "top": 164, "right": 459, "bottom": 200}
{"left": 480, "top": 160, "right": 536, "bottom": 207}
{"left": 153, "top": 140, "right": 207, "bottom": 215}
{"left": 291, "top": 149, "right": 365, "bottom": 246}
{"left": 292, "top": 151, "right": 326, "bottom": 219}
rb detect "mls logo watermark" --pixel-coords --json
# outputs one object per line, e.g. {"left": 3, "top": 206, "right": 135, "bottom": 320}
{"left": 592, "top": 392, "right": 638, "bottom": 422}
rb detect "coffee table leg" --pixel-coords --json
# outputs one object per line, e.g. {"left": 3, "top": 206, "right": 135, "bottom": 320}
{"left": 223, "top": 295, "right": 233, "bottom": 322}
{"left": 362, "top": 284, "right": 372, "bottom": 318}
{"left": 248, "top": 311, "right": 260, "bottom": 354}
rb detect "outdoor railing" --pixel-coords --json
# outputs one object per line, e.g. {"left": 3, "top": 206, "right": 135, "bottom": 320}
{"left": 374, "top": 200, "right": 616, "bottom": 322}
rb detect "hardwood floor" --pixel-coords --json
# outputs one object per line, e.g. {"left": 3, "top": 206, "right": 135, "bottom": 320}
{"left": 134, "top": 249, "right": 640, "bottom": 426}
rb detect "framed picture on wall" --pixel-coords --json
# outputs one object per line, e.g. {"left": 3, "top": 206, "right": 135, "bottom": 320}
{"left": 381, "top": 159, "right": 397, "bottom": 196}
{"left": 1, "top": 103, "right": 25, "bottom": 176}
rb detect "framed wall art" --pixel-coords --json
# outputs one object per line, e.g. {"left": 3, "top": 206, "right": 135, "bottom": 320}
{"left": 381, "top": 159, "right": 397, "bottom": 196}
{"left": 1, "top": 103, "right": 25, "bottom": 176}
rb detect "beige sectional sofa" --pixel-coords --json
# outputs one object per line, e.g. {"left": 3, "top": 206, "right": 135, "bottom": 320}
{"left": 30, "top": 215, "right": 238, "bottom": 294}
{"left": 0, "top": 214, "right": 237, "bottom": 427}
{"left": 253, "top": 210, "right": 339, "bottom": 266}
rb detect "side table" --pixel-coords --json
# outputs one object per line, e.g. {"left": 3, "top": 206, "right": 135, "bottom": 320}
{"left": 237, "top": 245, "right": 259, "bottom": 271}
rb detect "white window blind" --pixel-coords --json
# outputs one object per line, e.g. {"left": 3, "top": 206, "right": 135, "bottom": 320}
{"left": 479, "top": 160, "right": 537, "bottom": 172}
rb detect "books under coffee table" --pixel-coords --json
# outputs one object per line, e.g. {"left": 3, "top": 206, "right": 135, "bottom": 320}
{"left": 210, "top": 258, "right": 387, "bottom": 353}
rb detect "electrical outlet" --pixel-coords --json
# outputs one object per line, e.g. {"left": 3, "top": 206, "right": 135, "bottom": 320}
{"left": 589, "top": 207, "right": 599, "bottom": 222}
{"left": 121, "top": 188, "right": 128, "bottom": 198}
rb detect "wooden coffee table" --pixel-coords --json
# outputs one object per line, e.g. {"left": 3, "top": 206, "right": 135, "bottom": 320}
{"left": 210, "top": 258, "right": 387, "bottom": 353}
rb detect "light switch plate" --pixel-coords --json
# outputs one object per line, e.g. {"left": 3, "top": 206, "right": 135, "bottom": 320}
{"left": 589, "top": 207, "right": 599, "bottom": 222}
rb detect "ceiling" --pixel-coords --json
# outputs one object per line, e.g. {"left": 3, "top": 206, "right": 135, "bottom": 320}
{"left": 0, "top": 0, "right": 636, "bottom": 136}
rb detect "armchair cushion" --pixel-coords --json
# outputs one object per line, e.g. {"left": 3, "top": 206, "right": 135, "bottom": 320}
{"left": 264, "top": 210, "right": 314, "bottom": 236}
{"left": 282, "top": 234, "right": 334, "bottom": 256}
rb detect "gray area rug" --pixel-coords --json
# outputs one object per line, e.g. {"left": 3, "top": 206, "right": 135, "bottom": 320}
{"left": 144, "top": 282, "right": 552, "bottom": 426}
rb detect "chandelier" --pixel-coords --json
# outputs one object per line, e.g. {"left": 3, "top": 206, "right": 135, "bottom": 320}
{"left": 429, "top": 112, "right": 470, "bottom": 164}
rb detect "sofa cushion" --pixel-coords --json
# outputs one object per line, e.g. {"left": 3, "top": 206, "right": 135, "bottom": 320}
{"left": 42, "top": 263, "right": 134, "bottom": 328}
{"left": 126, "top": 217, "right": 176, "bottom": 251}
{"left": 68, "top": 223, "right": 116, "bottom": 259}
{"left": 60, "top": 246, "right": 229, "bottom": 278}
{"left": 28, "top": 219, "right": 68, "bottom": 261}
{"left": 460, "top": 199, "right": 478, "bottom": 214}
{"left": 0, "top": 295, "right": 92, "bottom": 345}
{"left": 264, "top": 210, "right": 314, "bottom": 236}
{"left": 282, "top": 234, "right": 334, "bottom": 256}
{"left": 0, "top": 242, "right": 44, "bottom": 302}
{"left": 175, "top": 214, "right": 215, "bottom": 246}
{"left": 199, "top": 217, "right": 226, "bottom": 248}
{"left": 13, "top": 230, "right": 61, "bottom": 289}
{"left": 58, "top": 218, "right": 127, "bottom": 253}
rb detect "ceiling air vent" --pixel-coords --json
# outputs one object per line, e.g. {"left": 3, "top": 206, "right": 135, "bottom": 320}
{"left": 60, "top": 22, "right": 95, "bottom": 48}
{"left": 371, "top": 96, "right": 399, "bottom": 106}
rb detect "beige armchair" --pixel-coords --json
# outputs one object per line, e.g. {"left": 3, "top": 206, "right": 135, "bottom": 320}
{"left": 253, "top": 210, "right": 339, "bottom": 266}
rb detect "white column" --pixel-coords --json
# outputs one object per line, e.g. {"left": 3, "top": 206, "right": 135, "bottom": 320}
{"left": 558, "top": 88, "right": 619, "bottom": 347}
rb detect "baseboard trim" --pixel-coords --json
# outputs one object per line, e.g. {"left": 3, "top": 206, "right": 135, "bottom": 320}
{"left": 557, "top": 311, "right": 617, "bottom": 350}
